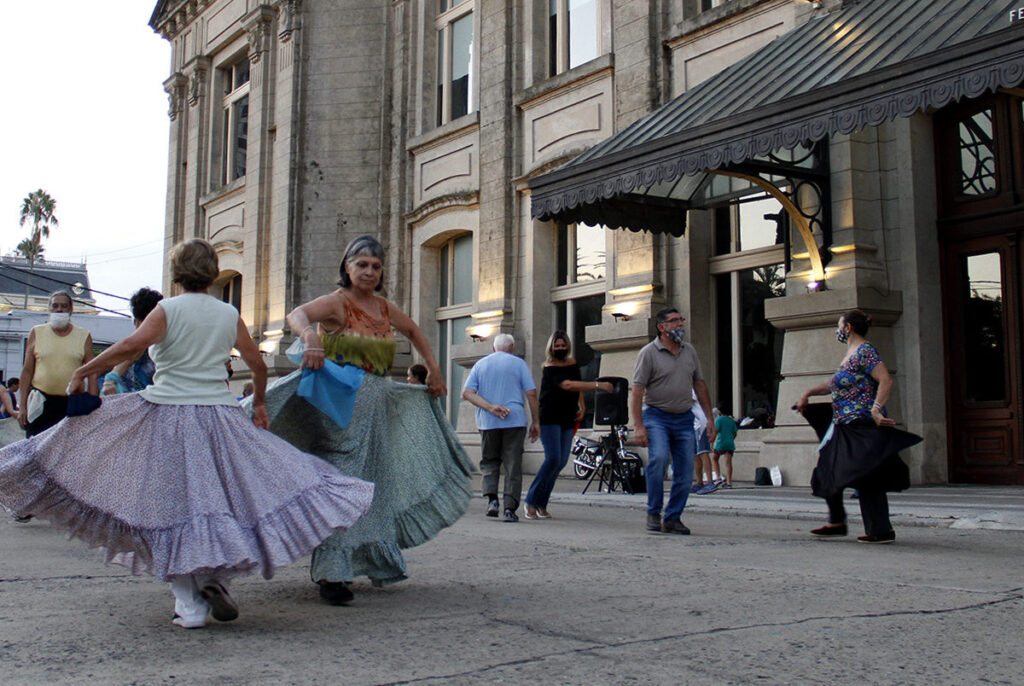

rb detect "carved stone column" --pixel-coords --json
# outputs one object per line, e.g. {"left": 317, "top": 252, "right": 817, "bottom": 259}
{"left": 182, "top": 57, "right": 211, "bottom": 243}
{"left": 163, "top": 72, "right": 189, "bottom": 254}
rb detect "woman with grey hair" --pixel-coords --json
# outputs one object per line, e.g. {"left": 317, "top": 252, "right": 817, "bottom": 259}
{"left": 260, "top": 234, "right": 474, "bottom": 606}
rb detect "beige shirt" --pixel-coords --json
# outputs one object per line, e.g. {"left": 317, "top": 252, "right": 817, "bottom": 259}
{"left": 32, "top": 324, "right": 88, "bottom": 396}
{"left": 632, "top": 337, "right": 703, "bottom": 414}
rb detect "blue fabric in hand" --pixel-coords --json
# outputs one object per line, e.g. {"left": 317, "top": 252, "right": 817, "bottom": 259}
{"left": 66, "top": 393, "right": 102, "bottom": 417}
{"left": 297, "top": 360, "right": 365, "bottom": 429}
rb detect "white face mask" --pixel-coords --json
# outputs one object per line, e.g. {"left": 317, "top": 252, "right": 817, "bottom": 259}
{"left": 49, "top": 312, "right": 71, "bottom": 330}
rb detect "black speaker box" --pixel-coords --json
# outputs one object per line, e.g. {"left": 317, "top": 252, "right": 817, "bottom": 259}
{"left": 593, "top": 376, "right": 629, "bottom": 425}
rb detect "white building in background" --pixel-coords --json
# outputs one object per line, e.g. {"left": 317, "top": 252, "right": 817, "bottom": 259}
{"left": 0, "top": 255, "right": 133, "bottom": 384}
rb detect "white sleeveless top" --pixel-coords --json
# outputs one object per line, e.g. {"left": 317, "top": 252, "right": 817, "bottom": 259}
{"left": 139, "top": 293, "right": 240, "bottom": 406}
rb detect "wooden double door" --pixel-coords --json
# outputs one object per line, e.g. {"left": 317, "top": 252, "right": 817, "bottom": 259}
{"left": 943, "top": 234, "right": 1024, "bottom": 484}
{"left": 937, "top": 93, "right": 1024, "bottom": 484}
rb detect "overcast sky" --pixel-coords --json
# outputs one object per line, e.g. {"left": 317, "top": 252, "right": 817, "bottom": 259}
{"left": 0, "top": 2, "right": 170, "bottom": 317}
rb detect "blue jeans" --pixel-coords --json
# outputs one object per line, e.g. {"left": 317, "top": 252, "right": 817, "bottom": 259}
{"left": 643, "top": 405, "right": 696, "bottom": 521}
{"left": 525, "top": 424, "right": 575, "bottom": 509}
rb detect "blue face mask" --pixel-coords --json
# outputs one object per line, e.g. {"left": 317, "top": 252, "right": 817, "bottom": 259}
{"left": 836, "top": 327, "right": 849, "bottom": 344}
{"left": 667, "top": 327, "right": 686, "bottom": 344}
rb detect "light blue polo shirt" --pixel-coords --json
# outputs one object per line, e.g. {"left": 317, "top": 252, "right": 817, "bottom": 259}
{"left": 462, "top": 351, "right": 536, "bottom": 431}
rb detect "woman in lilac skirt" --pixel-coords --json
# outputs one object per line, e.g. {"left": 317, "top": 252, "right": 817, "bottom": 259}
{"left": 0, "top": 239, "right": 375, "bottom": 629}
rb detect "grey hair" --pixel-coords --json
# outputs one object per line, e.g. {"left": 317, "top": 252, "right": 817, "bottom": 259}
{"left": 337, "top": 235, "right": 386, "bottom": 291}
{"left": 493, "top": 333, "right": 515, "bottom": 352}
{"left": 49, "top": 290, "right": 73, "bottom": 309}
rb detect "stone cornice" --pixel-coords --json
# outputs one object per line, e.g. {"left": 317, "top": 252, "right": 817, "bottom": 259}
{"left": 151, "top": 0, "right": 213, "bottom": 40}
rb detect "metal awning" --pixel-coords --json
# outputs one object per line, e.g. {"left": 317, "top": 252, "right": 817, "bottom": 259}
{"left": 529, "top": 0, "right": 1024, "bottom": 235}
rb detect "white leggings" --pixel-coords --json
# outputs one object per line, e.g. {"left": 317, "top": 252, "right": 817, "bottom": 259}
{"left": 169, "top": 575, "right": 228, "bottom": 623}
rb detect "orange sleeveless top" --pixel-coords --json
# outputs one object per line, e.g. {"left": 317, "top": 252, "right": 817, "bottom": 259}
{"left": 319, "top": 291, "right": 396, "bottom": 375}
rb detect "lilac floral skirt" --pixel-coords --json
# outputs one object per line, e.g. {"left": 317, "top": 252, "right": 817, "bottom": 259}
{"left": 0, "top": 393, "right": 375, "bottom": 581}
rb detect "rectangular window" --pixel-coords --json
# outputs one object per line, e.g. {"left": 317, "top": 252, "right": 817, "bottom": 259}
{"left": 714, "top": 194, "right": 787, "bottom": 255}
{"left": 715, "top": 265, "right": 785, "bottom": 424}
{"left": 439, "top": 234, "right": 473, "bottom": 307}
{"left": 557, "top": 223, "right": 607, "bottom": 285}
{"left": 957, "top": 109, "right": 997, "bottom": 197}
{"left": 220, "top": 58, "right": 251, "bottom": 185}
{"left": 220, "top": 274, "right": 242, "bottom": 311}
{"left": 438, "top": 315, "right": 472, "bottom": 422}
{"left": 963, "top": 252, "right": 1006, "bottom": 403}
{"left": 548, "top": 0, "right": 599, "bottom": 76}
{"left": 711, "top": 192, "right": 788, "bottom": 426}
{"left": 437, "top": 233, "right": 474, "bottom": 422}
{"left": 436, "top": 4, "right": 475, "bottom": 126}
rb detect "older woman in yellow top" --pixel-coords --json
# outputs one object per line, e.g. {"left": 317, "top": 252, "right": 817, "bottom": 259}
{"left": 18, "top": 291, "right": 98, "bottom": 438}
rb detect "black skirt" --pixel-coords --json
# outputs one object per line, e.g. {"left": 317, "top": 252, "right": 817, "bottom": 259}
{"left": 802, "top": 404, "right": 922, "bottom": 498}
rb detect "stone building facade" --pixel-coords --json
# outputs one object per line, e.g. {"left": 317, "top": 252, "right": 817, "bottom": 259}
{"left": 150, "top": 0, "right": 1024, "bottom": 485}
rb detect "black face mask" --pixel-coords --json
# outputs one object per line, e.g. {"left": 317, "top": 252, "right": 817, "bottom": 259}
{"left": 552, "top": 348, "right": 569, "bottom": 360}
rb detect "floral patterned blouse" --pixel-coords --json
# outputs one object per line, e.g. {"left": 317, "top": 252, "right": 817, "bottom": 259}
{"left": 828, "top": 342, "right": 884, "bottom": 424}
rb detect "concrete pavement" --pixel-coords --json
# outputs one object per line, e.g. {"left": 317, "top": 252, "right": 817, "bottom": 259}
{"left": 1, "top": 481, "right": 1023, "bottom": 685}
{"left": 541, "top": 477, "right": 1024, "bottom": 531}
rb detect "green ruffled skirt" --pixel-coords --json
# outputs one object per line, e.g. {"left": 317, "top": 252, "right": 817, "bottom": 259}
{"left": 260, "top": 370, "right": 474, "bottom": 586}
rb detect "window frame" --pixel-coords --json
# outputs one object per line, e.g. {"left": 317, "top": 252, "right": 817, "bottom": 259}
{"left": 219, "top": 57, "right": 251, "bottom": 186}
{"left": 434, "top": 231, "right": 474, "bottom": 421}
{"left": 435, "top": 1, "right": 476, "bottom": 127}
{"left": 707, "top": 195, "right": 788, "bottom": 425}
{"left": 547, "top": 0, "right": 601, "bottom": 77}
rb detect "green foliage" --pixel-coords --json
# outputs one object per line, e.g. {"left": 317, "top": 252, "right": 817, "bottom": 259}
{"left": 16, "top": 189, "right": 58, "bottom": 307}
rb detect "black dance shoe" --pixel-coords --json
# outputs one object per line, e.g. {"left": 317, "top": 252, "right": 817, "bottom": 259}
{"left": 200, "top": 581, "right": 239, "bottom": 622}
{"left": 318, "top": 580, "right": 355, "bottom": 605}
{"left": 857, "top": 531, "right": 896, "bottom": 544}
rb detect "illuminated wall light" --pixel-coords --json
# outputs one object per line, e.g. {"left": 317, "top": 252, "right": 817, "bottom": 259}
{"left": 806, "top": 280, "right": 826, "bottom": 292}
{"left": 609, "top": 300, "right": 641, "bottom": 321}
{"left": 468, "top": 324, "right": 494, "bottom": 341}
{"left": 258, "top": 329, "right": 284, "bottom": 355}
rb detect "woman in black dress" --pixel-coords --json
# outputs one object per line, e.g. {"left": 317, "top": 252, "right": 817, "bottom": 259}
{"left": 524, "top": 331, "right": 612, "bottom": 519}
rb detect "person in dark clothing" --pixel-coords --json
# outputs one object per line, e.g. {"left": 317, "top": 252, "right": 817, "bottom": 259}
{"left": 795, "top": 309, "right": 921, "bottom": 544}
{"left": 523, "top": 331, "right": 612, "bottom": 520}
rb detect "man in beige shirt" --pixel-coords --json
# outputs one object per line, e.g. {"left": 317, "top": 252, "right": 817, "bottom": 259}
{"left": 631, "top": 307, "right": 715, "bottom": 536}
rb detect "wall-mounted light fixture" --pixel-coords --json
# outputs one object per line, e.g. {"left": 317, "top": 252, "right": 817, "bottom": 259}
{"left": 806, "top": 280, "right": 826, "bottom": 293}
{"left": 467, "top": 324, "right": 493, "bottom": 342}
{"left": 608, "top": 300, "right": 640, "bottom": 322}
{"left": 258, "top": 329, "right": 284, "bottom": 355}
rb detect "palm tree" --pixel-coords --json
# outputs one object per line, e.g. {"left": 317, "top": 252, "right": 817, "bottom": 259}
{"left": 17, "top": 189, "right": 58, "bottom": 307}
{"left": 15, "top": 237, "right": 44, "bottom": 264}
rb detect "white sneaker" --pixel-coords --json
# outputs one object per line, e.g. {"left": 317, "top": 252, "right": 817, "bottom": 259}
{"left": 172, "top": 613, "right": 207, "bottom": 629}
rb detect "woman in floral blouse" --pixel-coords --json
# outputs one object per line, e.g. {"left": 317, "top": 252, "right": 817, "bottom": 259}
{"left": 795, "top": 309, "right": 921, "bottom": 544}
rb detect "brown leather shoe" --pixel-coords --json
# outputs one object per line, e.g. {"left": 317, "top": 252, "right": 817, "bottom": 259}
{"left": 661, "top": 519, "right": 691, "bottom": 535}
{"left": 810, "top": 523, "right": 848, "bottom": 538}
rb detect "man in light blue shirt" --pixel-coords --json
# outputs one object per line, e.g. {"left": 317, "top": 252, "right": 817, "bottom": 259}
{"left": 462, "top": 333, "right": 540, "bottom": 522}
